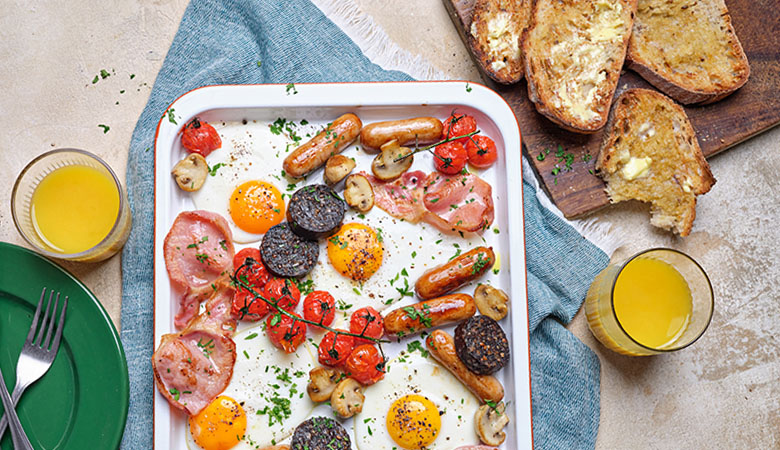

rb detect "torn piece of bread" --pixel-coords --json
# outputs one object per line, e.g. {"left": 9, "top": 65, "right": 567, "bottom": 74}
{"left": 627, "top": 0, "right": 749, "bottom": 105}
{"left": 597, "top": 88, "right": 715, "bottom": 236}
{"left": 468, "top": 0, "right": 532, "bottom": 84}
{"left": 523, "top": 0, "right": 637, "bottom": 133}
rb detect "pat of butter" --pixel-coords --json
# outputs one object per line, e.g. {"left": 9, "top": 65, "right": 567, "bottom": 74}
{"left": 491, "top": 60, "right": 507, "bottom": 72}
{"left": 620, "top": 156, "right": 652, "bottom": 180}
{"left": 681, "top": 177, "right": 693, "bottom": 193}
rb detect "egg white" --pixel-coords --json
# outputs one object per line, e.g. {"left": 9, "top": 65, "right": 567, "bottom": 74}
{"left": 185, "top": 324, "right": 317, "bottom": 450}
{"left": 354, "top": 350, "right": 480, "bottom": 450}
{"left": 191, "top": 122, "right": 291, "bottom": 244}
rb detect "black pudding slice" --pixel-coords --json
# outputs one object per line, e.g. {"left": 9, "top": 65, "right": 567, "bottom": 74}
{"left": 291, "top": 416, "right": 351, "bottom": 450}
{"left": 454, "top": 315, "right": 510, "bottom": 375}
{"left": 260, "top": 222, "right": 318, "bottom": 278}
{"left": 287, "top": 184, "right": 346, "bottom": 239}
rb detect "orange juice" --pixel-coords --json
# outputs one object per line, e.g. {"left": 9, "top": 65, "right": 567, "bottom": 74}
{"left": 613, "top": 257, "right": 692, "bottom": 349}
{"left": 30, "top": 165, "right": 120, "bottom": 254}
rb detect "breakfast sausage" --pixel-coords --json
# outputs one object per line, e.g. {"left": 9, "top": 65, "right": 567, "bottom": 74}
{"left": 415, "top": 247, "right": 495, "bottom": 300}
{"left": 383, "top": 293, "right": 476, "bottom": 335}
{"left": 360, "top": 117, "right": 443, "bottom": 152}
{"left": 283, "top": 113, "right": 362, "bottom": 178}
{"left": 425, "top": 330, "right": 504, "bottom": 403}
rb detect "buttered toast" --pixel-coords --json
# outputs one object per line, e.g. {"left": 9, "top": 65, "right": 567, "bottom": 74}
{"left": 627, "top": 0, "right": 750, "bottom": 104}
{"left": 522, "top": 0, "right": 637, "bottom": 133}
{"left": 596, "top": 89, "right": 715, "bottom": 236}
{"left": 468, "top": 0, "right": 532, "bottom": 84}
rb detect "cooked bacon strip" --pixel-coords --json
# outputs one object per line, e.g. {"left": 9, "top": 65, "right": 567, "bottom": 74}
{"left": 152, "top": 285, "right": 237, "bottom": 416}
{"left": 186, "top": 283, "right": 237, "bottom": 337}
{"left": 152, "top": 328, "right": 236, "bottom": 415}
{"left": 361, "top": 170, "right": 427, "bottom": 222}
{"left": 422, "top": 172, "right": 494, "bottom": 233}
{"left": 163, "top": 210, "right": 235, "bottom": 328}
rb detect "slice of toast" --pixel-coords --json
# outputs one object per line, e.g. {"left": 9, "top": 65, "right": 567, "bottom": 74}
{"left": 596, "top": 88, "right": 716, "bottom": 236}
{"left": 468, "top": 0, "right": 532, "bottom": 84}
{"left": 522, "top": 0, "right": 637, "bottom": 133}
{"left": 627, "top": 0, "right": 750, "bottom": 104}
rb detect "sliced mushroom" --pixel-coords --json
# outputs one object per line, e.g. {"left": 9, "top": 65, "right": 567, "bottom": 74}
{"left": 475, "top": 401, "right": 510, "bottom": 446}
{"left": 371, "top": 139, "right": 413, "bottom": 181}
{"left": 172, "top": 153, "right": 208, "bottom": 191}
{"left": 344, "top": 174, "right": 374, "bottom": 212}
{"left": 330, "top": 377, "right": 365, "bottom": 418}
{"left": 474, "top": 284, "right": 509, "bottom": 321}
{"left": 307, "top": 366, "right": 343, "bottom": 403}
{"left": 324, "top": 154, "right": 356, "bottom": 185}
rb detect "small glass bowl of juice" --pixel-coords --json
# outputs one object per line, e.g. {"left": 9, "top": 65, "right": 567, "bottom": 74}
{"left": 11, "top": 149, "right": 132, "bottom": 262}
{"left": 584, "top": 248, "right": 714, "bottom": 356}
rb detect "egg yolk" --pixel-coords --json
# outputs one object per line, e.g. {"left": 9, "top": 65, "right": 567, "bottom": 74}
{"left": 327, "top": 223, "right": 383, "bottom": 281}
{"left": 386, "top": 394, "right": 441, "bottom": 449}
{"left": 189, "top": 395, "right": 247, "bottom": 450}
{"left": 229, "top": 180, "right": 285, "bottom": 234}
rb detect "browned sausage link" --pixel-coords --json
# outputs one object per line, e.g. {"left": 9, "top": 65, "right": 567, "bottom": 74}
{"left": 426, "top": 330, "right": 504, "bottom": 403}
{"left": 415, "top": 247, "right": 495, "bottom": 300}
{"left": 360, "top": 117, "right": 443, "bottom": 152}
{"left": 384, "top": 293, "right": 476, "bottom": 335}
{"left": 283, "top": 113, "right": 362, "bottom": 178}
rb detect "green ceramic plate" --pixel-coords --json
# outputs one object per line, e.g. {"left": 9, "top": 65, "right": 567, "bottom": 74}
{"left": 0, "top": 242, "right": 128, "bottom": 449}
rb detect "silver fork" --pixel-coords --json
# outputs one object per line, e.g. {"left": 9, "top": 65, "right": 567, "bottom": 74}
{"left": 0, "top": 362, "right": 32, "bottom": 449}
{"left": 0, "top": 288, "right": 68, "bottom": 441}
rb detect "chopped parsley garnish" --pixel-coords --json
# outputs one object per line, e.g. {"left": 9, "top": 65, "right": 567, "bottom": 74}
{"left": 402, "top": 305, "right": 432, "bottom": 328}
{"left": 98, "top": 124, "right": 110, "bottom": 134}
{"left": 208, "top": 162, "right": 225, "bottom": 176}
{"left": 472, "top": 253, "right": 490, "bottom": 274}
{"left": 166, "top": 108, "right": 177, "bottom": 124}
{"left": 407, "top": 340, "right": 429, "bottom": 358}
{"left": 285, "top": 83, "right": 298, "bottom": 95}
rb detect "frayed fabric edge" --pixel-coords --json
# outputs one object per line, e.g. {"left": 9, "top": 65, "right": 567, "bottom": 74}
{"left": 310, "top": 0, "right": 446, "bottom": 81}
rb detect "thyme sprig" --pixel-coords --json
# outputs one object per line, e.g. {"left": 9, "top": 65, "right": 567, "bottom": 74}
{"left": 231, "top": 261, "right": 390, "bottom": 364}
{"left": 392, "top": 130, "right": 480, "bottom": 163}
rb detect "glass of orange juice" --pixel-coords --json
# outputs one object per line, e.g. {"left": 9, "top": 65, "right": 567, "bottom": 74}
{"left": 11, "top": 149, "right": 132, "bottom": 262}
{"left": 585, "top": 248, "right": 714, "bottom": 356}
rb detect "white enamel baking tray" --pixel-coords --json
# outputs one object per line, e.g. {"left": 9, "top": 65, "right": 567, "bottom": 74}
{"left": 153, "top": 81, "right": 532, "bottom": 449}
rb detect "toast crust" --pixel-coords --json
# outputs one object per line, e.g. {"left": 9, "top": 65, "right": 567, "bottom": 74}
{"left": 597, "top": 89, "right": 715, "bottom": 236}
{"left": 627, "top": 0, "right": 750, "bottom": 104}
{"left": 468, "top": 0, "right": 532, "bottom": 84}
{"left": 523, "top": 0, "right": 638, "bottom": 134}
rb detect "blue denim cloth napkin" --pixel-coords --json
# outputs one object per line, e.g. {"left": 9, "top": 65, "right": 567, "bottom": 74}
{"left": 121, "top": 0, "right": 609, "bottom": 448}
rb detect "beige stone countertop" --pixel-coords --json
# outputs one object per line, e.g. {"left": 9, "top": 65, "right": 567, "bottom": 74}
{"left": 1, "top": 1, "right": 777, "bottom": 448}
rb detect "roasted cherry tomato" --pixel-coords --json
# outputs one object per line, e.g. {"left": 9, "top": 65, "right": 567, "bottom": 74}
{"left": 433, "top": 141, "right": 468, "bottom": 175}
{"left": 465, "top": 135, "right": 498, "bottom": 169}
{"left": 303, "top": 291, "right": 335, "bottom": 329}
{"left": 231, "top": 248, "right": 271, "bottom": 321}
{"left": 349, "top": 307, "right": 384, "bottom": 346}
{"left": 266, "top": 312, "right": 307, "bottom": 353}
{"left": 262, "top": 278, "right": 301, "bottom": 313}
{"left": 317, "top": 330, "right": 355, "bottom": 367}
{"left": 441, "top": 113, "right": 477, "bottom": 144}
{"left": 181, "top": 117, "right": 222, "bottom": 157}
{"left": 344, "top": 344, "right": 385, "bottom": 385}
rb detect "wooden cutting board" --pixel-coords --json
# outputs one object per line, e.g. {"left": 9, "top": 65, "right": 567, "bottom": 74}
{"left": 444, "top": 0, "right": 780, "bottom": 219}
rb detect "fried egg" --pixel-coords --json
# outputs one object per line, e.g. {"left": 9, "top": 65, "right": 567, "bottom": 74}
{"left": 354, "top": 349, "right": 480, "bottom": 449}
{"left": 191, "top": 123, "right": 289, "bottom": 243}
{"left": 186, "top": 324, "right": 317, "bottom": 450}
